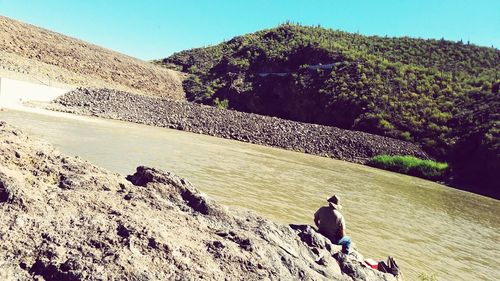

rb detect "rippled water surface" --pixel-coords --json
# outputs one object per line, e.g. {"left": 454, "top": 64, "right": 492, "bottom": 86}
{"left": 1, "top": 109, "right": 499, "bottom": 281}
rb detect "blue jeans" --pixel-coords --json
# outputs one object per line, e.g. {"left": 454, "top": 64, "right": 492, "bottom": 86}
{"left": 338, "top": 236, "right": 352, "bottom": 254}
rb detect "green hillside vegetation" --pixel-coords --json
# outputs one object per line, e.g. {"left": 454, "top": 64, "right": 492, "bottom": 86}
{"left": 367, "top": 155, "right": 448, "bottom": 180}
{"left": 157, "top": 24, "right": 500, "bottom": 198}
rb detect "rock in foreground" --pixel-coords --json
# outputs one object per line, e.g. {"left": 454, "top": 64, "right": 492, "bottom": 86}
{"left": 0, "top": 121, "right": 396, "bottom": 280}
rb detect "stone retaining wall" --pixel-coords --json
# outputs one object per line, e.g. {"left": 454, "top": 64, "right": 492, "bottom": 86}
{"left": 50, "top": 88, "right": 429, "bottom": 163}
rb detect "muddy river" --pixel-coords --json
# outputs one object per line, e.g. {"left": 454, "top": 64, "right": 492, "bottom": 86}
{"left": 1, "top": 109, "right": 498, "bottom": 280}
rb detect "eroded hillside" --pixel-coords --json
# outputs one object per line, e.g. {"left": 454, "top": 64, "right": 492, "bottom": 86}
{"left": 0, "top": 16, "right": 185, "bottom": 99}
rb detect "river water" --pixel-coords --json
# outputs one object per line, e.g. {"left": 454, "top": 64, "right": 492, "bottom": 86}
{"left": 1, "top": 109, "right": 498, "bottom": 281}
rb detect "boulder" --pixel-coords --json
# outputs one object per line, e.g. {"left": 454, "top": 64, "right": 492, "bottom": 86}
{"left": 0, "top": 121, "right": 399, "bottom": 280}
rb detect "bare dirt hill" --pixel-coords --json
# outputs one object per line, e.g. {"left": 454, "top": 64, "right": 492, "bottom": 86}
{"left": 0, "top": 16, "right": 185, "bottom": 100}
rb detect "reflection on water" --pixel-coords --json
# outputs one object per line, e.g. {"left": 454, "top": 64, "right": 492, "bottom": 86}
{"left": 1, "top": 109, "right": 499, "bottom": 281}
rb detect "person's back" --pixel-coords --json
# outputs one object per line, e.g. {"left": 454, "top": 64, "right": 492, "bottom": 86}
{"left": 314, "top": 195, "right": 351, "bottom": 254}
{"left": 314, "top": 206, "right": 344, "bottom": 242}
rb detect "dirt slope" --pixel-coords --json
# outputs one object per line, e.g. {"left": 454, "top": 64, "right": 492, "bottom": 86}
{"left": 0, "top": 121, "right": 397, "bottom": 280}
{"left": 0, "top": 15, "right": 184, "bottom": 99}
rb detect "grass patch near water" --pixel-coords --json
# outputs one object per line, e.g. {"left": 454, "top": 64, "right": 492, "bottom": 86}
{"left": 367, "top": 155, "right": 448, "bottom": 180}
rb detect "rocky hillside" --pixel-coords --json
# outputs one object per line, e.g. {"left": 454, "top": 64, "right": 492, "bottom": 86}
{"left": 48, "top": 88, "right": 429, "bottom": 163}
{"left": 0, "top": 121, "right": 398, "bottom": 280}
{"left": 158, "top": 24, "right": 500, "bottom": 198}
{"left": 0, "top": 16, "right": 184, "bottom": 99}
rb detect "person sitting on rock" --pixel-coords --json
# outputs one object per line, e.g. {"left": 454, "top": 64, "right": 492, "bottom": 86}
{"left": 314, "top": 195, "right": 352, "bottom": 254}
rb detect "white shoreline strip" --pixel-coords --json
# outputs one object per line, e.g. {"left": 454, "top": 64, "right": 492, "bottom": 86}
{"left": 0, "top": 76, "right": 101, "bottom": 122}
{"left": 0, "top": 76, "right": 68, "bottom": 107}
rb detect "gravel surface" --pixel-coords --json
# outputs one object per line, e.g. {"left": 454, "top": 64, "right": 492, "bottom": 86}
{"left": 50, "top": 88, "right": 429, "bottom": 164}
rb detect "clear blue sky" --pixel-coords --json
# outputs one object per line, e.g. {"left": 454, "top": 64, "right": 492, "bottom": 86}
{"left": 1, "top": 0, "right": 499, "bottom": 60}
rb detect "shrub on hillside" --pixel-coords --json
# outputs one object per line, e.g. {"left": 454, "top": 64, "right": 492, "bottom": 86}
{"left": 367, "top": 155, "right": 448, "bottom": 180}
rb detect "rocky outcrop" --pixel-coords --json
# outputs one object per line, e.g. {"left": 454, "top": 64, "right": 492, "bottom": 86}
{"left": 49, "top": 88, "right": 429, "bottom": 164}
{"left": 0, "top": 121, "right": 398, "bottom": 280}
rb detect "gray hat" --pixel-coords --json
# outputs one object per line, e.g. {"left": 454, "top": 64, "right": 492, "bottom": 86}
{"left": 327, "top": 195, "right": 342, "bottom": 210}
